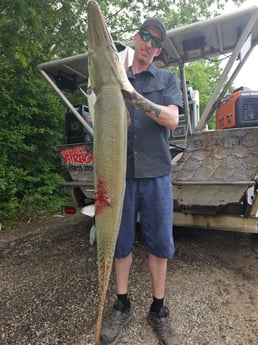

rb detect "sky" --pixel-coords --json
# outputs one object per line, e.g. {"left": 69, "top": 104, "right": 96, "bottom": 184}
{"left": 222, "top": 0, "right": 258, "bottom": 90}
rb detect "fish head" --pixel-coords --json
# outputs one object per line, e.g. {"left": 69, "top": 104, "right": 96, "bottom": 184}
{"left": 87, "top": 0, "right": 116, "bottom": 51}
{"left": 87, "top": 0, "right": 134, "bottom": 96}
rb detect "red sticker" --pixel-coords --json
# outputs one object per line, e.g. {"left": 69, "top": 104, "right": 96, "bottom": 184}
{"left": 60, "top": 146, "right": 94, "bottom": 165}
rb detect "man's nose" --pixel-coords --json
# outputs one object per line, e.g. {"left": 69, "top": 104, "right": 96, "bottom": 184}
{"left": 145, "top": 38, "right": 152, "bottom": 47}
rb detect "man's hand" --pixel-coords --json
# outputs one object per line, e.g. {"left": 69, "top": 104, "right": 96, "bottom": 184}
{"left": 122, "top": 90, "right": 137, "bottom": 104}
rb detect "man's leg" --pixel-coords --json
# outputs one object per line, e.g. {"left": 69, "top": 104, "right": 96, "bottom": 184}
{"left": 100, "top": 179, "right": 137, "bottom": 344}
{"left": 149, "top": 253, "right": 167, "bottom": 299}
{"left": 115, "top": 253, "right": 133, "bottom": 294}
{"left": 147, "top": 253, "right": 180, "bottom": 345}
{"left": 100, "top": 255, "right": 133, "bottom": 344}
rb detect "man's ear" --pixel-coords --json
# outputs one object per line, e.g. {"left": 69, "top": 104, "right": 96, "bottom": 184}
{"left": 133, "top": 32, "right": 139, "bottom": 44}
{"left": 154, "top": 47, "right": 162, "bottom": 57}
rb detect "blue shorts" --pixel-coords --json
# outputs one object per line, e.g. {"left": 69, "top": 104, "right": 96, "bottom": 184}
{"left": 115, "top": 174, "right": 175, "bottom": 259}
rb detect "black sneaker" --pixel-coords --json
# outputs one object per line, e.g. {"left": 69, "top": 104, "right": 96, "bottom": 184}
{"left": 100, "top": 299, "right": 132, "bottom": 345}
{"left": 147, "top": 306, "right": 180, "bottom": 345}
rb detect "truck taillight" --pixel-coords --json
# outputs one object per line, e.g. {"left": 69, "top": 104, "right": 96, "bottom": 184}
{"left": 62, "top": 206, "right": 77, "bottom": 215}
{"left": 173, "top": 199, "right": 180, "bottom": 209}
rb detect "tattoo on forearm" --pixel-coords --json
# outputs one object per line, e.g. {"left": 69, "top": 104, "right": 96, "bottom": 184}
{"left": 131, "top": 91, "right": 161, "bottom": 118}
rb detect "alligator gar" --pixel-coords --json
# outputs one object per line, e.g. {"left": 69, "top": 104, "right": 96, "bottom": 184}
{"left": 86, "top": 1, "right": 134, "bottom": 344}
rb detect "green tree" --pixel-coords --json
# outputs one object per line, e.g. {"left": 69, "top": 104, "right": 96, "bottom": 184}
{"left": 185, "top": 58, "right": 222, "bottom": 128}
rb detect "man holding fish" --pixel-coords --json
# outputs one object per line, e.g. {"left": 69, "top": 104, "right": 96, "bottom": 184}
{"left": 100, "top": 17, "right": 183, "bottom": 345}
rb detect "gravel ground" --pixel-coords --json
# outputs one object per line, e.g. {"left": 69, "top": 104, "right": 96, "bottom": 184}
{"left": 0, "top": 216, "right": 257, "bottom": 345}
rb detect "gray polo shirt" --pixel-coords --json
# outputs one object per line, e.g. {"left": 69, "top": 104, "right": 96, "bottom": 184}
{"left": 126, "top": 63, "right": 183, "bottom": 179}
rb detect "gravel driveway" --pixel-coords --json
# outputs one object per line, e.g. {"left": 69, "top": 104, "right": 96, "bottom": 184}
{"left": 0, "top": 217, "right": 257, "bottom": 345}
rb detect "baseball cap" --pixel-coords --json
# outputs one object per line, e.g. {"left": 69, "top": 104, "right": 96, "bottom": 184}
{"left": 139, "top": 18, "right": 166, "bottom": 42}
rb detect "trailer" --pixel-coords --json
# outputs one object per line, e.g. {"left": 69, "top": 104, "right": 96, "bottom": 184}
{"left": 38, "top": 6, "right": 258, "bottom": 234}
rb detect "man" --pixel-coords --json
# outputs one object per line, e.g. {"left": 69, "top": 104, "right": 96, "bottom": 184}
{"left": 101, "top": 18, "right": 183, "bottom": 345}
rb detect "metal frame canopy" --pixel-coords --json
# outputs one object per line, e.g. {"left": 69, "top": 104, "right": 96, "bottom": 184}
{"left": 161, "top": 6, "right": 258, "bottom": 65}
{"left": 38, "top": 6, "right": 258, "bottom": 133}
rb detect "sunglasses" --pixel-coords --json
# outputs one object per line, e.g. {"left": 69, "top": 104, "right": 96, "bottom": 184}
{"left": 138, "top": 29, "right": 163, "bottom": 48}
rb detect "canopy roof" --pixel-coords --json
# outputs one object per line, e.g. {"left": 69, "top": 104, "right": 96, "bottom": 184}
{"left": 160, "top": 5, "right": 258, "bottom": 66}
{"left": 38, "top": 6, "right": 258, "bottom": 87}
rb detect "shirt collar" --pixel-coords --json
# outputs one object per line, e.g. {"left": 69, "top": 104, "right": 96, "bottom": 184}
{"left": 127, "top": 63, "right": 158, "bottom": 78}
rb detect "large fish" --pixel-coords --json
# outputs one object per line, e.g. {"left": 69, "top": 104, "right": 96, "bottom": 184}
{"left": 86, "top": 1, "right": 134, "bottom": 344}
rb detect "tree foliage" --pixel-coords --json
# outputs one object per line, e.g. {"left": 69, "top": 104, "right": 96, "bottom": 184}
{"left": 0, "top": 0, "right": 245, "bottom": 226}
{"left": 185, "top": 58, "right": 222, "bottom": 126}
